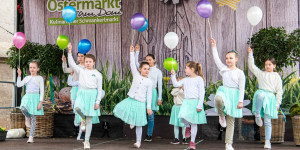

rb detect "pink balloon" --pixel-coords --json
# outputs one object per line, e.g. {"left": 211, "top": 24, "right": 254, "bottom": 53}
{"left": 13, "top": 32, "right": 26, "bottom": 49}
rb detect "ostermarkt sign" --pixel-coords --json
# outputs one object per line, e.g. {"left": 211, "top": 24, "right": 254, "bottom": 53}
{"left": 47, "top": 0, "right": 122, "bottom": 25}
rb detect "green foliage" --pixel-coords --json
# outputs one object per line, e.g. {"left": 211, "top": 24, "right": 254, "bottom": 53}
{"left": 249, "top": 27, "right": 294, "bottom": 72}
{"left": 287, "top": 28, "right": 300, "bottom": 62}
{"left": 157, "top": 77, "right": 174, "bottom": 116}
{"left": 6, "top": 41, "right": 66, "bottom": 76}
{"left": 204, "top": 79, "right": 222, "bottom": 110}
{"left": 0, "top": 127, "right": 6, "bottom": 132}
{"left": 289, "top": 104, "right": 300, "bottom": 117}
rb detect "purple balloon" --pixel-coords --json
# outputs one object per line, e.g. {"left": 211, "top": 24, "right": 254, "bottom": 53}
{"left": 196, "top": 0, "right": 213, "bottom": 18}
{"left": 131, "top": 13, "right": 145, "bottom": 30}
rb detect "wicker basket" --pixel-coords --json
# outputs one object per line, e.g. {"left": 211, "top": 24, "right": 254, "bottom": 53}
{"left": 260, "top": 115, "right": 285, "bottom": 143}
{"left": 10, "top": 112, "right": 25, "bottom": 129}
{"left": 292, "top": 115, "right": 300, "bottom": 146}
{"left": 26, "top": 112, "right": 54, "bottom": 137}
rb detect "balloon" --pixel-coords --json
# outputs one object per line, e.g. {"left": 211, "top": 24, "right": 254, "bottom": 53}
{"left": 78, "top": 39, "right": 91, "bottom": 54}
{"left": 164, "top": 57, "right": 178, "bottom": 72}
{"left": 164, "top": 32, "right": 179, "bottom": 50}
{"left": 138, "top": 19, "right": 148, "bottom": 32}
{"left": 131, "top": 13, "right": 145, "bottom": 30}
{"left": 57, "top": 35, "right": 69, "bottom": 49}
{"left": 247, "top": 6, "right": 263, "bottom": 26}
{"left": 62, "top": 6, "right": 77, "bottom": 23}
{"left": 196, "top": 0, "right": 213, "bottom": 18}
{"left": 13, "top": 32, "right": 26, "bottom": 49}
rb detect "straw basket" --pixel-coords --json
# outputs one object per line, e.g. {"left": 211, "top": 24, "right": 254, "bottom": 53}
{"left": 10, "top": 112, "right": 25, "bottom": 129}
{"left": 26, "top": 111, "right": 54, "bottom": 137}
{"left": 292, "top": 115, "right": 300, "bottom": 145}
{"left": 260, "top": 115, "right": 285, "bottom": 143}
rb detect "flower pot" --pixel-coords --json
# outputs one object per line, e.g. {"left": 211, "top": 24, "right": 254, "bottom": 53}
{"left": 0, "top": 131, "right": 7, "bottom": 141}
{"left": 292, "top": 115, "right": 300, "bottom": 145}
{"left": 260, "top": 115, "right": 285, "bottom": 143}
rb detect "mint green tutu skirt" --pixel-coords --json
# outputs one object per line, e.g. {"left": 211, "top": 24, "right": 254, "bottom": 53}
{"left": 20, "top": 94, "right": 44, "bottom": 116}
{"left": 151, "top": 89, "right": 159, "bottom": 111}
{"left": 170, "top": 105, "right": 185, "bottom": 127}
{"left": 215, "top": 86, "right": 242, "bottom": 118}
{"left": 178, "top": 99, "right": 207, "bottom": 124}
{"left": 74, "top": 89, "right": 101, "bottom": 117}
{"left": 252, "top": 90, "right": 278, "bottom": 119}
{"left": 113, "top": 97, "right": 147, "bottom": 126}
{"left": 70, "top": 86, "right": 79, "bottom": 100}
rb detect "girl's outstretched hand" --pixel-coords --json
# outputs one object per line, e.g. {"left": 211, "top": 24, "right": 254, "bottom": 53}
{"left": 147, "top": 109, "right": 153, "bottom": 116}
{"left": 130, "top": 45, "right": 134, "bottom": 52}
{"left": 171, "top": 69, "right": 175, "bottom": 75}
{"left": 68, "top": 43, "right": 72, "bottom": 53}
{"left": 37, "top": 102, "right": 42, "bottom": 110}
{"left": 210, "top": 38, "right": 216, "bottom": 48}
{"left": 248, "top": 46, "right": 252, "bottom": 53}
{"left": 237, "top": 102, "right": 243, "bottom": 109}
{"left": 17, "top": 68, "right": 22, "bottom": 77}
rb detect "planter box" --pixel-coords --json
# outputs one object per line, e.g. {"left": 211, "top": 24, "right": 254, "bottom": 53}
{"left": 292, "top": 115, "right": 300, "bottom": 145}
{"left": 0, "top": 131, "right": 7, "bottom": 141}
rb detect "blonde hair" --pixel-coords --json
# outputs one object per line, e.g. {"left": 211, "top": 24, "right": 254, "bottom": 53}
{"left": 186, "top": 61, "right": 205, "bottom": 82}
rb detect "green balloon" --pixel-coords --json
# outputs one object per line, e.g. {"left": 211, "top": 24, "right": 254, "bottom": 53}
{"left": 57, "top": 35, "right": 69, "bottom": 49}
{"left": 163, "top": 57, "right": 178, "bottom": 72}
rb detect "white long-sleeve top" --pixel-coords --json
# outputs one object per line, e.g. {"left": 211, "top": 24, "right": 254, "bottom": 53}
{"left": 171, "top": 88, "right": 184, "bottom": 105}
{"left": 135, "top": 51, "right": 163, "bottom": 100}
{"left": 68, "top": 53, "right": 103, "bottom": 104}
{"left": 128, "top": 52, "right": 152, "bottom": 109}
{"left": 67, "top": 75, "right": 79, "bottom": 87}
{"left": 248, "top": 53, "right": 283, "bottom": 106}
{"left": 17, "top": 76, "right": 44, "bottom": 102}
{"left": 62, "top": 61, "right": 84, "bottom": 82}
{"left": 171, "top": 75, "right": 205, "bottom": 109}
{"left": 212, "top": 47, "right": 246, "bottom": 102}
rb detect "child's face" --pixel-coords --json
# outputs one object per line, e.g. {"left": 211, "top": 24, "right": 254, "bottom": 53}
{"left": 185, "top": 65, "right": 194, "bottom": 76}
{"left": 29, "top": 63, "right": 39, "bottom": 75}
{"left": 139, "top": 65, "right": 150, "bottom": 77}
{"left": 85, "top": 58, "right": 95, "bottom": 69}
{"left": 265, "top": 60, "right": 276, "bottom": 72}
{"left": 225, "top": 53, "right": 238, "bottom": 68}
{"left": 146, "top": 56, "right": 155, "bottom": 67}
{"left": 78, "top": 53, "right": 85, "bottom": 64}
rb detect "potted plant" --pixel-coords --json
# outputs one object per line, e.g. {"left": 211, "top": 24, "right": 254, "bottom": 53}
{"left": 290, "top": 103, "right": 300, "bottom": 146}
{"left": 0, "top": 127, "right": 7, "bottom": 141}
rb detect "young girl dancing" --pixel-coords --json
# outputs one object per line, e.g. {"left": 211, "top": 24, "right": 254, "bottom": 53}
{"left": 211, "top": 38, "right": 246, "bottom": 150}
{"left": 17, "top": 60, "right": 44, "bottom": 143}
{"left": 171, "top": 61, "right": 207, "bottom": 150}
{"left": 135, "top": 44, "right": 163, "bottom": 142}
{"left": 113, "top": 45, "right": 153, "bottom": 148}
{"left": 169, "top": 77, "right": 187, "bottom": 145}
{"left": 68, "top": 43, "right": 102, "bottom": 149}
{"left": 248, "top": 46, "right": 283, "bottom": 149}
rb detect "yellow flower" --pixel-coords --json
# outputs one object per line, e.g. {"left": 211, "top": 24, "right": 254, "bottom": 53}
{"left": 2, "top": 128, "right": 5, "bottom": 130}
{"left": 163, "top": 77, "right": 170, "bottom": 83}
{"left": 47, "top": 81, "right": 50, "bottom": 87}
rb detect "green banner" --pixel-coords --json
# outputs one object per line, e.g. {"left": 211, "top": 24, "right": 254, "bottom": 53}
{"left": 48, "top": 16, "right": 120, "bottom": 26}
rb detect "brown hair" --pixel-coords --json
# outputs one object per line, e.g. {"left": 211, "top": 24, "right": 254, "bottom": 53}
{"left": 265, "top": 58, "right": 277, "bottom": 72}
{"left": 85, "top": 54, "right": 96, "bottom": 62}
{"left": 226, "top": 50, "right": 238, "bottom": 57}
{"left": 186, "top": 61, "right": 205, "bottom": 82}
{"left": 30, "top": 60, "right": 39, "bottom": 68}
{"left": 146, "top": 54, "right": 155, "bottom": 60}
{"left": 177, "top": 76, "right": 185, "bottom": 81}
{"left": 139, "top": 61, "right": 150, "bottom": 69}
{"left": 77, "top": 52, "right": 86, "bottom": 56}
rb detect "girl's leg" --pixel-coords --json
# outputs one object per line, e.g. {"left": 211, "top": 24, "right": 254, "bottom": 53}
{"left": 71, "top": 100, "right": 75, "bottom": 109}
{"left": 190, "top": 124, "right": 198, "bottom": 143}
{"left": 147, "top": 111, "right": 155, "bottom": 136}
{"left": 182, "top": 118, "right": 190, "bottom": 127}
{"left": 21, "top": 106, "right": 31, "bottom": 127}
{"left": 134, "top": 126, "right": 142, "bottom": 148}
{"left": 255, "top": 93, "right": 265, "bottom": 126}
{"left": 225, "top": 116, "right": 235, "bottom": 145}
{"left": 264, "top": 114, "right": 272, "bottom": 148}
{"left": 182, "top": 118, "right": 191, "bottom": 138}
{"left": 215, "top": 96, "right": 226, "bottom": 127}
{"left": 75, "top": 107, "right": 85, "bottom": 119}
{"left": 29, "top": 115, "right": 36, "bottom": 137}
{"left": 84, "top": 116, "right": 93, "bottom": 142}
{"left": 182, "top": 127, "right": 186, "bottom": 139}
{"left": 174, "top": 126, "right": 179, "bottom": 139}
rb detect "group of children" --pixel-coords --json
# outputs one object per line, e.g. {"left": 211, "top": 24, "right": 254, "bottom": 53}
{"left": 17, "top": 38, "right": 283, "bottom": 150}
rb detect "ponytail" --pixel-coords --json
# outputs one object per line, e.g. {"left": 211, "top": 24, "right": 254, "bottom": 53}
{"left": 197, "top": 63, "right": 205, "bottom": 82}
{"left": 186, "top": 61, "right": 205, "bottom": 82}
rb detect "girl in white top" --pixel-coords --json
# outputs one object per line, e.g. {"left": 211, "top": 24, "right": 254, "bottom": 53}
{"left": 211, "top": 38, "right": 245, "bottom": 150}
{"left": 17, "top": 60, "right": 44, "bottom": 143}
{"left": 171, "top": 61, "right": 207, "bottom": 150}
{"left": 68, "top": 43, "right": 102, "bottom": 149}
{"left": 113, "top": 45, "right": 153, "bottom": 148}
{"left": 135, "top": 44, "right": 163, "bottom": 142}
{"left": 169, "top": 77, "right": 187, "bottom": 145}
{"left": 248, "top": 46, "right": 283, "bottom": 149}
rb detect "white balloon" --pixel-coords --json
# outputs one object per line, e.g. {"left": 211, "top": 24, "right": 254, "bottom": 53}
{"left": 164, "top": 32, "right": 179, "bottom": 50}
{"left": 247, "top": 6, "right": 263, "bottom": 26}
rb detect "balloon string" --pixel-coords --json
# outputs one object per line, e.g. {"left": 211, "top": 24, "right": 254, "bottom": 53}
{"left": 68, "top": 23, "right": 71, "bottom": 42}
{"left": 19, "top": 48, "right": 20, "bottom": 68}
{"left": 249, "top": 26, "right": 254, "bottom": 46}
{"left": 131, "top": 30, "right": 135, "bottom": 46}
{"left": 208, "top": 19, "right": 212, "bottom": 38}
